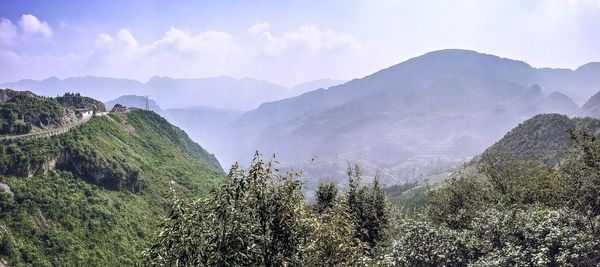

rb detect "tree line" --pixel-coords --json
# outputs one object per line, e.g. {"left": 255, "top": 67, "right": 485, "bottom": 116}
{"left": 143, "top": 128, "right": 600, "bottom": 266}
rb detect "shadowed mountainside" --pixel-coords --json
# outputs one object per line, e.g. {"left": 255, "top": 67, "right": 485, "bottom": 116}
{"left": 215, "top": 50, "right": 599, "bottom": 186}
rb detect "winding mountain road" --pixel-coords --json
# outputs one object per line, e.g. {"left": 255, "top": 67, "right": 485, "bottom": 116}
{"left": 0, "top": 112, "right": 96, "bottom": 141}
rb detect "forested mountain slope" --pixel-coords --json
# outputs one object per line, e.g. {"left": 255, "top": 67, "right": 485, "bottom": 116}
{"left": 0, "top": 106, "right": 223, "bottom": 266}
{"left": 480, "top": 113, "right": 600, "bottom": 166}
{"left": 0, "top": 89, "right": 105, "bottom": 136}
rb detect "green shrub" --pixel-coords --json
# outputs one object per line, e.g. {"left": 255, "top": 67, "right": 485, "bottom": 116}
{"left": 143, "top": 156, "right": 390, "bottom": 266}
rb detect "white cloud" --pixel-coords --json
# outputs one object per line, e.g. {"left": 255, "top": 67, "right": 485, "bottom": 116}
{"left": 79, "top": 27, "right": 246, "bottom": 81}
{"left": 257, "top": 24, "right": 362, "bottom": 55}
{"left": 0, "top": 18, "right": 17, "bottom": 45}
{"left": 19, "top": 14, "right": 53, "bottom": 37}
{"left": 117, "top": 29, "right": 138, "bottom": 48}
{"left": 95, "top": 33, "right": 114, "bottom": 47}
{"left": 247, "top": 22, "right": 271, "bottom": 34}
{"left": 149, "top": 27, "right": 240, "bottom": 55}
{"left": 0, "top": 23, "right": 367, "bottom": 86}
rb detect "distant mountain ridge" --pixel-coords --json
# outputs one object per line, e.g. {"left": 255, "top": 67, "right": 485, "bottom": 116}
{"left": 211, "top": 49, "right": 599, "bottom": 186}
{"left": 579, "top": 90, "right": 600, "bottom": 118}
{"left": 290, "top": 79, "right": 346, "bottom": 96}
{"left": 2, "top": 76, "right": 145, "bottom": 100}
{"left": 5, "top": 49, "right": 600, "bottom": 187}
{"left": 1, "top": 76, "right": 346, "bottom": 111}
{"left": 165, "top": 106, "right": 243, "bottom": 159}
{"left": 144, "top": 76, "right": 289, "bottom": 110}
{"left": 105, "top": 95, "right": 166, "bottom": 116}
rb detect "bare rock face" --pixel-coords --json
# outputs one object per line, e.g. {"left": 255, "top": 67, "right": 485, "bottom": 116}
{"left": 1, "top": 144, "right": 143, "bottom": 193}
{"left": 0, "top": 182, "right": 14, "bottom": 198}
{"left": 55, "top": 148, "right": 143, "bottom": 192}
{"left": 23, "top": 112, "right": 70, "bottom": 128}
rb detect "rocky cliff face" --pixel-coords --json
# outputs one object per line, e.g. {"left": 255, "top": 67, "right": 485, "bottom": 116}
{"left": 2, "top": 141, "right": 145, "bottom": 193}
{"left": 57, "top": 147, "right": 144, "bottom": 192}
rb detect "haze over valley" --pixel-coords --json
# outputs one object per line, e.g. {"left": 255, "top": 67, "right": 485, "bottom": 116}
{"left": 3, "top": 49, "right": 600, "bottom": 187}
{"left": 2, "top": 1, "right": 600, "bottom": 265}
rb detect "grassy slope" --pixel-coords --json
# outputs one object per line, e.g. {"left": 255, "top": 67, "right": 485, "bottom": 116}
{"left": 0, "top": 110, "right": 223, "bottom": 266}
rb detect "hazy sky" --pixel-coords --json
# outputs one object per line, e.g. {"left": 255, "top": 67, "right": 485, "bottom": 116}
{"left": 0, "top": 0, "right": 599, "bottom": 87}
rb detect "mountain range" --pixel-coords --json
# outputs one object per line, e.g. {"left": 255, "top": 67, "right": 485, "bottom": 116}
{"left": 6, "top": 49, "right": 600, "bottom": 187}
{"left": 105, "top": 95, "right": 166, "bottom": 116}
{"left": 204, "top": 49, "right": 600, "bottom": 186}
{"left": 1, "top": 76, "right": 345, "bottom": 111}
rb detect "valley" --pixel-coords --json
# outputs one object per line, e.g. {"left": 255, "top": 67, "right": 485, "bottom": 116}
{"left": 3, "top": 1, "right": 600, "bottom": 265}
{"left": 95, "top": 50, "right": 600, "bottom": 189}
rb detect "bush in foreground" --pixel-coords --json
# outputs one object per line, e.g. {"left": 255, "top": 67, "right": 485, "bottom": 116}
{"left": 142, "top": 154, "right": 389, "bottom": 266}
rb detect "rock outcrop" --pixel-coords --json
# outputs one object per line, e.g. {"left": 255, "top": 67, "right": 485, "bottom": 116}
{"left": 56, "top": 93, "right": 107, "bottom": 112}
{"left": 0, "top": 88, "right": 38, "bottom": 103}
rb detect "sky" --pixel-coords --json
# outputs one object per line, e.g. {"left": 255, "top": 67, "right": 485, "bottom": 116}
{"left": 0, "top": 0, "right": 599, "bottom": 87}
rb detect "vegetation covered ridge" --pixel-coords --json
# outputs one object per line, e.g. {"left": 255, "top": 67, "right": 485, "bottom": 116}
{"left": 0, "top": 109, "right": 223, "bottom": 266}
{"left": 0, "top": 89, "right": 106, "bottom": 137}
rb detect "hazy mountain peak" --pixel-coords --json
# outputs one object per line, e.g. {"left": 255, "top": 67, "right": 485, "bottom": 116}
{"left": 240, "top": 77, "right": 261, "bottom": 82}
{"left": 105, "top": 95, "right": 165, "bottom": 116}
{"left": 420, "top": 49, "right": 482, "bottom": 58}
{"left": 581, "top": 90, "right": 600, "bottom": 111}
{"left": 43, "top": 76, "right": 60, "bottom": 82}
{"left": 520, "top": 84, "right": 544, "bottom": 102}
{"left": 546, "top": 91, "right": 568, "bottom": 98}
{"left": 534, "top": 91, "right": 578, "bottom": 115}
{"left": 147, "top": 75, "right": 165, "bottom": 82}
{"left": 529, "top": 84, "right": 542, "bottom": 91}
{"left": 414, "top": 49, "right": 531, "bottom": 68}
{"left": 290, "top": 79, "right": 346, "bottom": 95}
{"left": 146, "top": 75, "right": 175, "bottom": 83}
{"left": 575, "top": 62, "right": 600, "bottom": 73}
{"left": 362, "top": 49, "right": 537, "bottom": 94}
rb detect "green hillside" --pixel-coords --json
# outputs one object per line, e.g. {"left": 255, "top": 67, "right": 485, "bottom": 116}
{"left": 377, "top": 114, "right": 600, "bottom": 265}
{"left": 0, "top": 90, "right": 64, "bottom": 135}
{"left": 479, "top": 113, "right": 600, "bottom": 166}
{"left": 0, "top": 110, "right": 223, "bottom": 266}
